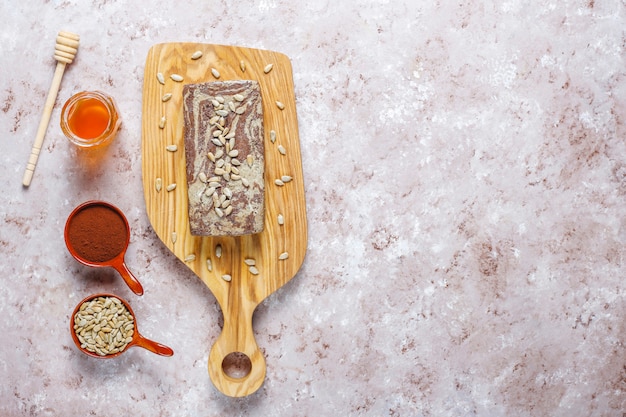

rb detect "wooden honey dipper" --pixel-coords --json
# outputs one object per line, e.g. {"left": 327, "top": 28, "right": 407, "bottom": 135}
{"left": 22, "top": 31, "right": 80, "bottom": 187}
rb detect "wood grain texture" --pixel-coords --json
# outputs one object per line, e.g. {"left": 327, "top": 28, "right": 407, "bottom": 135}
{"left": 141, "top": 43, "right": 307, "bottom": 397}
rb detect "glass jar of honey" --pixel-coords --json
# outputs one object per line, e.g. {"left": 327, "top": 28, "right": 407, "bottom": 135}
{"left": 60, "top": 91, "right": 121, "bottom": 148}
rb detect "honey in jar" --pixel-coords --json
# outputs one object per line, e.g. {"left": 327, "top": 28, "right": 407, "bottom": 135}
{"left": 60, "top": 91, "right": 121, "bottom": 148}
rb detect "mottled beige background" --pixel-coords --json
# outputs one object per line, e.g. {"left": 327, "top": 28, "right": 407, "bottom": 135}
{"left": 1, "top": 0, "right": 625, "bottom": 416}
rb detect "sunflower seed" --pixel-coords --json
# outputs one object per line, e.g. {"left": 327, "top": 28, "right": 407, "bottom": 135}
{"left": 231, "top": 158, "right": 241, "bottom": 166}
{"left": 159, "top": 116, "right": 166, "bottom": 129}
{"left": 249, "top": 266, "right": 260, "bottom": 275}
{"left": 281, "top": 175, "right": 292, "bottom": 183}
{"left": 208, "top": 181, "right": 221, "bottom": 188}
{"left": 215, "top": 244, "right": 222, "bottom": 258}
{"left": 157, "top": 72, "right": 165, "bottom": 85}
{"left": 228, "top": 101, "right": 236, "bottom": 112}
{"left": 216, "top": 109, "right": 229, "bottom": 117}
{"left": 240, "top": 60, "right": 246, "bottom": 72}
{"left": 215, "top": 167, "right": 226, "bottom": 175}
{"left": 275, "top": 179, "right": 285, "bottom": 186}
{"left": 205, "top": 187, "right": 216, "bottom": 196}
{"left": 155, "top": 178, "right": 162, "bottom": 192}
{"left": 166, "top": 145, "right": 178, "bottom": 152}
{"left": 215, "top": 207, "right": 224, "bottom": 217}
{"left": 211, "top": 68, "right": 220, "bottom": 78}
{"left": 224, "top": 205, "right": 233, "bottom": 216}
{"left": 208, "top": 152, "right": 216, "bottom": 162}
{"left": 242, "top": 178, "right": 250, "bottom": 187}
{"left": 222, "top": 274, "right": 232, "bottom": 282}
{"left": 246, "top": 155, "right": 254, "bottom": 167}
{"left": 279, "top": 252, "right": 289, "bottom": 260}
{"left": 275, "top": 101, "right": 285, "bottom": 110}
{"left": 231, "top": 166, "right": 240, "bottom": 175}
{"left": 209, "top": 115, "right": 220, "bottom": 125}
{"left": 228, "top": 150, "right": 239, "bottom": 158}
{"left": 206, "top": 259, "right": 213, "bottom": 271}
{"left": 277, "top": 145, "right": 286, "bottom": 155}
{"left": 270, "top": 130, "right": 276, "bottom": 143}
{"left": 212, "top": 138, "right": 223, "bottom": 147}
{"left": 184, "top": 254, "right": 196, "bottom": 262}
{"left": 233, "top": 93, "right": 244, "bottom": 102}
{"left": 235, "top": 106, "right": 246, "bottom": 115}
{"left": 171, "top": 74, "right": 184, "bottom": 82}
{"left": 162, "top": 93, "right": 172, "bottom": 102}
{"left": 166, "top": 183, "right": 177, "bottom": 191}
{"left": 244, "top": 258, "right": 256, "bottom": 266}
{"left": 263, "top": 63, "right": 274, "bottom": 74}
{"left": 73, "top": 296, "right": 135, "bottom": 356}
{"left": 198, "top": 172, "right": 207, "bottom": 183}
{"left": 277, "top": 214, "right": 284, "bottom": 225}
{"left": 231, "top": 174, "right": 241, "bottom": 181}
{"left": 191, "top": 50, "right": 203, "bottom": 60}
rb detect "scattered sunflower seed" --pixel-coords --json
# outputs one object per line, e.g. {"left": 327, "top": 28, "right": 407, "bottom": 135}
{"left": 166, "top": 183, "right": 177, "bottom": 192}
{"left": 184, "top": 254, "right": 196, "bottom": 262}
{"left": 162, "top": 93, "right": 172, "bottom": 102}
{"left": 221, "top": 274, "right": 232, "bottom": 282}
{"left": 211, "top": 68, "right": 220, "bottom": 79}
{"left": 171, "top": 232, "right": 177, "bottom": 243}
{"left": 239, "top": 60, "right": 246, "bottom": 72}
{"left": 275, "top": 100, "right": 285, "bottom": 110}
{"left": 191, "top": 50, "right": 203, "bottom": 60}
{"left": 155, "top": 178, "right": 162, "bottom": 192}
{"left": 270, "top": 130, "right": 276, "bottom": 143}
{"left": 170, "top": 74, "right": 184, "bottom": 82}
{"left": 244, "top": 258, "right": 256, "bottom": 266}
{"left": 279, "top": 252, "right": 289, "bottom": 260}
{"left": 275, "top": 179, "right": 285, "bottom": 186}
{"left": 156, "top": 72, "right": 165, "bottom": 85}
{"left": 159, "top": 116, "right": 166, "bottom": 129}
{"left": 277, "top": 214, "right": 284, "bottom": 225}
{"left": 264, "top": 63, "right": 274, "bottom": 74}
{"left": 215, "top": 244, "right": 222, "bottom": 258}
{"left": 277, "top": 145, "right": 286, "bottom": 155}
{"left": 166, "top": 145, "right": 178, "bottom": 152}
{"left": 281, "top": 175, "right": 293, "bottom": 183}
{"left": 206, "top": 259, "right": 213, "bottom": 272}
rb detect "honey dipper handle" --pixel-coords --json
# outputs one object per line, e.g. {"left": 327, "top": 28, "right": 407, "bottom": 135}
{"left": 22, "top": 31, "right": 79, "bottom": 187}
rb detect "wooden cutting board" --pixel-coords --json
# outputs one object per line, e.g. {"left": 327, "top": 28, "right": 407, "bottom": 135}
{"left": 141, "top": 43, "right": 307, "bottom": 397}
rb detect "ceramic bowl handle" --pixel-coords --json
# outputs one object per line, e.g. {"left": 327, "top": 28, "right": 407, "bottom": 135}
{"left": 113, "top": 259, "right": 144, "bottom": 296}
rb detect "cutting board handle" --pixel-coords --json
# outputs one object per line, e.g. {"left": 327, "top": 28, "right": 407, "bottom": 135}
{"left": 208, "top": 305, "right": 266, "bottom": 397}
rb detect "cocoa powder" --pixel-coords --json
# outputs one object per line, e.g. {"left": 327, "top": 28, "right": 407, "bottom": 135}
{"left": 67, "top": 204, "right": 128, "bottom": 262}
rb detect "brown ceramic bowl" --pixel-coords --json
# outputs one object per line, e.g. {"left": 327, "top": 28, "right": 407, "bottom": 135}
{"left": 64, "top": 200, "right": 144, "bottom": 295}
{"left": 70, "top": 293, "right": 173, "bottom": 358}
